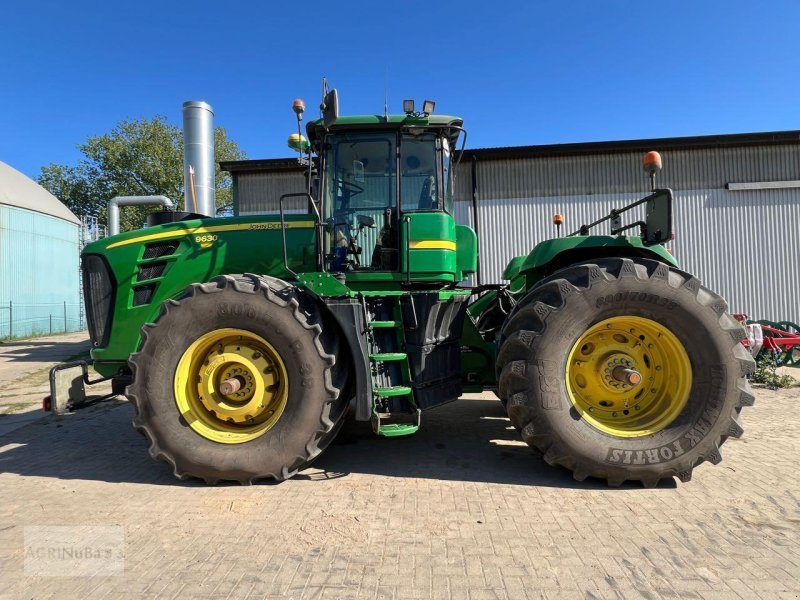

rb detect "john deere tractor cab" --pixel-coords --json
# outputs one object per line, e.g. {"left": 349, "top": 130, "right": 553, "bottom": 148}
{"left": 50, "top": 85, "right": 754, "bottom": 488}
{"left": 321, "top": 122, "right": 456, "bottom": 272}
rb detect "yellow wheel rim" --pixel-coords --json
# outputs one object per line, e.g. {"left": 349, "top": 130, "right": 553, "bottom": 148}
{"left": 566, "top": 316, "right": 691, "bottom": 438}
{"left": 173, "top": 328, "right": 288, "bottom": 444}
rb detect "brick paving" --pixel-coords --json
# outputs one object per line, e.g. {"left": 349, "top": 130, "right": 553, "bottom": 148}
{"left": 0, "top": 380, "right": 798, "bottom": 599}
{"left": 0, "top": 333, "right": 94, "bottom": 437}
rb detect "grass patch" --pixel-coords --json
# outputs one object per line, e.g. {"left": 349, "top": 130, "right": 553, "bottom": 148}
{"left": 753, "top": 352, "right": 799, "bottom": 389}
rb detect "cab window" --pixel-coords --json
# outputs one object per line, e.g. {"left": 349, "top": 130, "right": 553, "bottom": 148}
{"left": 322, "top": 132, "right": 398, "bottom": 270}
{"left": 400, "top": 133, "right": 440, "bottom": 211}
{"left": 442, "top": 137, "right": 454, "bottom": 214}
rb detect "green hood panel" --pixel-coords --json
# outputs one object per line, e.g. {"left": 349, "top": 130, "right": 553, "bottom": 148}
{"left": 501, "top": 235, "right": 678, "bottom": 281}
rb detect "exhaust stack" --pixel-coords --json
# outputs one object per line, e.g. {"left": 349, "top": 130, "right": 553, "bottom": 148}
{"left": 182, "top": 100, "right": 216, "bottom": 218}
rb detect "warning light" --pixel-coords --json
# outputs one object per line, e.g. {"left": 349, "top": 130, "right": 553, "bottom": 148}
{"left": 643, "top": 151, "right": 662, "bottom": 174}
{"left": 553, "top": 214, "right": 564, "bottom": 226}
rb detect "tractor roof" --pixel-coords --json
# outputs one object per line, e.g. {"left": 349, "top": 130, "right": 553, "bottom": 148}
{"left": 307, "top": 114, "right": 464, "bottom": 148}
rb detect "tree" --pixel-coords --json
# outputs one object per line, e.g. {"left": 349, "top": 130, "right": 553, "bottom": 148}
{"left": 38, "top": 116, "right": 246, "bottom": 232}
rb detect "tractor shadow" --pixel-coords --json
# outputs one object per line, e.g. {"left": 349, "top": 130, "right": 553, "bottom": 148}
{"left": 0, "top": 396, "right": 674, "bottom": 490}
{"left": 0, "top": 340, "right": 91, "bottom": 363}
{"left": 301, "top": 396, "right": 676, "bottom": 490}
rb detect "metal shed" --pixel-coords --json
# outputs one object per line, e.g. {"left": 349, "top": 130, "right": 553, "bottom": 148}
{"left": 221, "top": 130, "right": 800, "bottom": 322}
{"left": 0, "top": 161, "right": 82, "bottom": 339}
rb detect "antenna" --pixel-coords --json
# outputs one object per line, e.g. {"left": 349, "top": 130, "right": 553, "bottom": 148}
{"left": 384, "top": 69, "right": 389, "bottom": 120}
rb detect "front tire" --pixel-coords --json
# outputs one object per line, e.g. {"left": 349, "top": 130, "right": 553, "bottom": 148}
{"left": 496, "top": 258, "right": 755, "bottom": 487}
{"left": 127, "top": 274, "right": 348, "bottom": 484}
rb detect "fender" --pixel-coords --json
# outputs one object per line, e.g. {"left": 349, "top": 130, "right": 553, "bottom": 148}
{"left": 504, "top": 235, "right": 678, "bottom": 290}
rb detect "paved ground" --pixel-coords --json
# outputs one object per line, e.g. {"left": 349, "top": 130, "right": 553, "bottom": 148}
{"left": 0, "top": 333, "right": 96, "bottom": 437}
{"left": 0, "top": 342, "right": 798, "bottom": 599}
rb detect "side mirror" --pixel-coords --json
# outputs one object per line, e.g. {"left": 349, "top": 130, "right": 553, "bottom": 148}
{"left": 644, "top": 189, "right": 673, "bottom": 246}
{"left": 322, "top": 88, "right": 339, "bottom": 128}
{"left": 357, "top": 214, "right": 376, "bottom": 229}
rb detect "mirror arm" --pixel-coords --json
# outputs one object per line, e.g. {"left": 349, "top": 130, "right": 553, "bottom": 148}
{"left": 610, "top": 220, "right": 646, "bottom": 236}
{"left": 570, "top": 191, "right": 660, "bottom": 237}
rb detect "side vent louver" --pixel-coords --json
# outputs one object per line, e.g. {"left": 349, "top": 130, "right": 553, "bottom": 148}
{"left": 143, "top": 241, "right": 179, "bottom": 259}
{"left": 137, "top": 262, "right": 166, "bottom": 281}
{"left": 133, "top": 284, "right": 156, "bottom": 307}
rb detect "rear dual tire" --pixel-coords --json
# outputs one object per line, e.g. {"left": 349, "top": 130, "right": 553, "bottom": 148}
{"left": 496, "top": 258, "right": 755, "bottom": 487}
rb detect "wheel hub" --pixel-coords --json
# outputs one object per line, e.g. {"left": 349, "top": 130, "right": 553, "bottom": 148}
{"left": 600, "top": 353, "right": 640, "bottom": 390}
{"left": 566, "top": 316, "right": 692, "bottom": 438}
{"left": 174, "top": 329, "right": 288, "bottom": 444}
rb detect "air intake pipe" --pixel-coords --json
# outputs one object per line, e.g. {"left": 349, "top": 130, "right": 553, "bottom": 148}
{"left": 182, "top": 100, "right": 216, "bottom": 218}
{"left": 107, "top": 195, "right": 175, "bottom": 236}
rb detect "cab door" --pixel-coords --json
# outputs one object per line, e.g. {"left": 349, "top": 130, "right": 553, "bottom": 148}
{"left": 399, "top": 133, "right": 457, "bottom": 282}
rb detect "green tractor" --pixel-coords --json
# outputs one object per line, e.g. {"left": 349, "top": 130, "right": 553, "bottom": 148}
{"left": 52, "top": 88, "right": 754, "bottom": 487}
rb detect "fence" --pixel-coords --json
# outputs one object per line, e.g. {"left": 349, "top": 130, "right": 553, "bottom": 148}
{"left": 0, "top": 302, "right": 85, "bottom": 341}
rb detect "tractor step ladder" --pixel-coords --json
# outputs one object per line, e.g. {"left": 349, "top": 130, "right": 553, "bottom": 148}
{"left": 363, "top": 294, "right": 420, "bottom": 437}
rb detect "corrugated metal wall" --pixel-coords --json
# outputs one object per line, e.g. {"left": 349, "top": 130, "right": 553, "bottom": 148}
{"left": 0, "top": 205, "right": 81, "bottom": 338}
{"left": 232, "top": 143, "right": 800, "bottom": 323}
{"left": 237, "top": 172, "right": 306, "bottom": 215}
{"left": 461, "top": 143, "right": 800, "bottom": 198}
{"left": 454, "top": 145, "right": 800, "bottom": 322}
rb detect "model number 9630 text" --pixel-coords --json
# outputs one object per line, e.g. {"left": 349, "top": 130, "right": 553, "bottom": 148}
{"left": 195, "top": 234, "right": 218, "bottom": 244}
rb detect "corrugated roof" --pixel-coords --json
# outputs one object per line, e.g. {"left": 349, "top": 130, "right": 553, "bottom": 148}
{"left": 0, "top": 161, "right": 80, "bottom": 225}
{"left": 457, "top": 129, "right": 800, "bottom": 161}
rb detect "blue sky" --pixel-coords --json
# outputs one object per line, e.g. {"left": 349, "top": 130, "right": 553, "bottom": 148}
{"left": 2, "top": 1, "right": 798, "bottom": 178}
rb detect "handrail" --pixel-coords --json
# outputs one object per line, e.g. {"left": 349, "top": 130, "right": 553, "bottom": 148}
{"left": 278, "top": 192, "right": 324, "bottom": 276}
{"left": 404, "top": 216, "right": 412, "bottom": 283}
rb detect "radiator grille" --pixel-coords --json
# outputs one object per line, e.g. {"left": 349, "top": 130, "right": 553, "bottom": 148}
{"left": 82, "top": 254, "right": 115, "bottom": 347}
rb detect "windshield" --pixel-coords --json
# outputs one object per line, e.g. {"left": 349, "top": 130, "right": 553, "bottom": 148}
{"left": 323, "top": 132, "right": 396, "bottom": 217}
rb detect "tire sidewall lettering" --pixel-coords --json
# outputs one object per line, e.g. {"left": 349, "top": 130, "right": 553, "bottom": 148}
{"left": 132, "top": 278, "right": 333, "bottom": 480}
{"left": 500, "top": 259, "right": 741, "bottom": 475}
